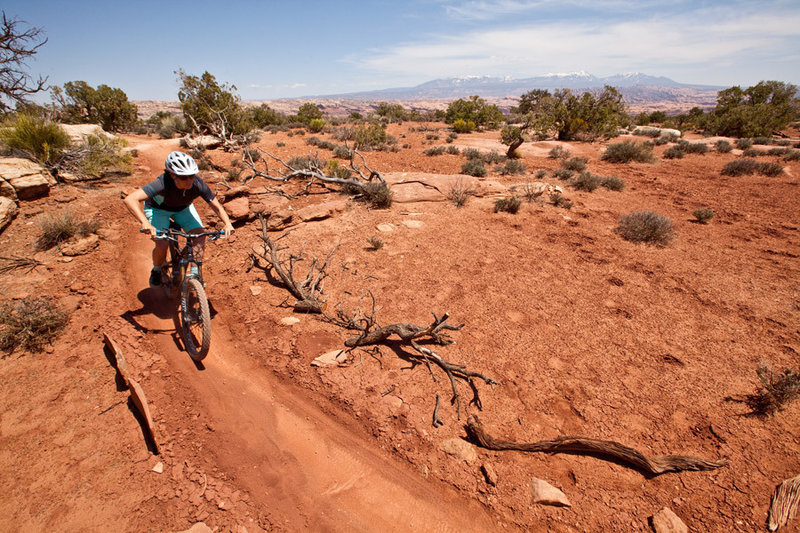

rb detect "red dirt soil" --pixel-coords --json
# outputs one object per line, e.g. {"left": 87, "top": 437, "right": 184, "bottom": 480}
{"left": 1, "top": 123, "right": 799, "bottom": 532}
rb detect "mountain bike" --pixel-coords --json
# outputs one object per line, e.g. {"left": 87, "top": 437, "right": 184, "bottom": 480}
{"left": 141, "top": 227, "right": 225, "bottom": 361}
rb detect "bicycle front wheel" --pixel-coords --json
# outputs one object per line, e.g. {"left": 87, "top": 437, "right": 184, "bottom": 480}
{"left": 180, "top": 278, "right": 211, "bottom": 360}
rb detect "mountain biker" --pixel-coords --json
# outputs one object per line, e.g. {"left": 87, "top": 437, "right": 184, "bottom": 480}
{"left": 123, "top": 151, "right": 235, "bottom": 286}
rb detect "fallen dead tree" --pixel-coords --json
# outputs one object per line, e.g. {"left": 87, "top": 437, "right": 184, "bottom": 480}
{"left": 247, "top": 216, "right": 337, "bottom": 313}
{"left": 769, "top": 474, "right": 800, "bottom": 531}
{"left": 326, "top": 295, "right": 498, "bottom": 421}
{"left": 466, "top": 415, "right": 727, "bottom": 476}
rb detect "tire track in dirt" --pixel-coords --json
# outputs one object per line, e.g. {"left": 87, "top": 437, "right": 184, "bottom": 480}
{"left": 122, "top": 140, "right": 504, "bottom": 532}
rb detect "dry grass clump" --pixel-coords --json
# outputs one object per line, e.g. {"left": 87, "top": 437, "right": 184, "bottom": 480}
{"left": 548, "top": 145, "right": 570, "bottom": 159}
{"left": 572, "top": 171, "right": 602, "bottom": 192}
{"left": 518, "top": 182, "right": 545, "bottom": 202}
{"left": 498, "top": 159, "right": 526, "bottom": 175}
{"left": 361, "top": 182, "right": 393, "bottom": 209}
{"left": 0, "top": 297, "right": 70, "bottom": 354}
{"left": 550, "top": 192, "right": 573, "bottom": 209}
{"left": 721, "top": 159, "right": 783, "bottom": 177}
{"left": 601, "top": 141, "right": 656, "bottom": 163}
{"left": 36, "top": 210, "right": 100, "bottom": 251}
{"left": 562, "top": 156, "right": 588, "bottom": 172}
{"left": 366, "top": 235, "right": 384, "bottom": 250}
{"left": 446, "top": 179, "right": 474, "bottom": 207}
{"left": 745, "top": 364, "right": 800, "bottom": 417}
{"left": 616, "top": 210, "right": 675, "bottom": 246}
{"left": 461, "top": 159, "right": 487, "bottom": 177}
{"left": 601, "top": 176, "right": 626, "bottom": 191}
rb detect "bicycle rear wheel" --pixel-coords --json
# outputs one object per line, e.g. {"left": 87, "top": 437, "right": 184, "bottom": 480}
{"left": 180, "top": 277, "right": 211, "bottom": 360}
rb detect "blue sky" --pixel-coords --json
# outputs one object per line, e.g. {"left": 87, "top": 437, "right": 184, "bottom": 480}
{"left": 5, "top": 0, "right": 800, "bottom": 102}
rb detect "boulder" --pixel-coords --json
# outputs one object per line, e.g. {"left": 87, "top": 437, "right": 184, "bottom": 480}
{"left": 182, "top": 135, "right": 223, "bottom": 150}
{"left": 650, "top": 507, "right": 688, "bottom": 533}
{"left": 0, "top": 176, "right": 17, "bottom": 200}
{"left": 0, "top": 196, "right": 18, "bottom": 233}
{"left": 632, "top": 126, "right": 682, "bottom": 139}
{"left": 249, "top": 196, "right": 290, "bottom": 218}
{"left": 530, "top": 478, "right": 571, "bottom": 507}
{"left": 296, "top": 199, "right": 348, "bottom": 222}
{"left": 264, "top": 209, "right": 294, "bottom": 230}
{"left": 0, "top": 158, "right": 55, "bottom": 200}
{"left": 60, "top": 124, "right": 115, "bottom": 144}
{"left": 384, "top": 172, "right": 507, "bottom": 203}
{"left": 224, "top": 197, "right": 250, "bottom": 220}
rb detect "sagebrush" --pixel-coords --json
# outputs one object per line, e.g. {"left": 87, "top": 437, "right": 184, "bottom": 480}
{"left": 0, "top": 297, "right": 70, "bottom": 353}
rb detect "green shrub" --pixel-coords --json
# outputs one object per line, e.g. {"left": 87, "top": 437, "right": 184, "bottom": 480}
{"left": 562, "top": 156, "right": 588, "bottom": 172}
{"left": 461, "top": 159, "right": 487, "bottom": 177}
{"left": 601, "top": 176, "right": 626, "bottom": 191}
{"left": 766, "top": 147, "right": 790, "bottom": 156}
{"left": 535, "top": 169, "right": 547, "bottom": 179}
{"left": 758, "top": 162, "right": 784, "bottom": 176}
{"left": 735, "top": 138, "right": 753, "bottom": 149}
{"left": 425, "top": 133, "right": 440, "bottom": 141}
{"left": 601, "top": 141, "right": 656, "bottom": 163}
{"left": 743, "top": 148, "right": 766, "bottom": 157}
{"left": 333, "top": 144, "right": 352, "bottom": 159}
{"left": 550, "top": 192, "right": 573, "bottom": 209}
{"left": 616, "top": 210, "right": 675, "bottom": 246}
{"left": 783, "top": 150, "right": 800, "bottom": 161}
{"left": 553, "top": 168, "right": 575, "bottom": 180}
{"left": 744, "top": 364, "right": 800, "bottom": 417}
{"left": 452, "top": 119, "right": 475, "bottom": 133}
{"left": 68, "top": 134, "right": 133, "bottom": 177}
{"left": 677, "top": 140, "right": 709, "bottom": 154}
{"left": 326, "top": 161, "right": 352, "bottom": 181}
{"left": 0, "top": 297, "right": 70, "bottom": 353}
{"left": 494, "top": 196, "right": 521, "bottom": 214}
{"left": 445, "top": 96, "right": 505, "bottom": 129}
{"left": 0, "top": 114, "right": 71, "bottom": 166}
{"left": 462, "top": 148, "right": 482, "bottom": 160}
{"left": 176, "top": 69, "right": 252, "bottom": 137}
{"left": 572, "top": 171, "right": 602, "bottom": 192}
{"left": 446, "top": 132, "right": 458, "bottom": 143}
{"left": 703, "top": 81, "right": 798, "bottom": 138}
{"left": 353, "top": 122, "right": 387, "bottom": 150}
{"left": 663, "top": 146, "right": 685, "bottom": 159}
{"left": 446, "top": 145, "right": 460, "bottom": 155}
{"left": 53, "top": 81, "right": 139, "bottom": 132}
{"left": 715, "top": 140, "right": 733, "bottom": 153}
{"left": 308, "top": 118, "right": 326, "bottom": 133}
{"left": 424, "top": 146, "right": 446, "bottom": 156}
{"left": 484, "top": 151, "right": 506, "bottom": 164}
{"left": 653, "top": 136, "right": 670, "bottom": 146}
{"left": 288, "top": 155, "right": 323, "bottom": 170}
{"left": 499, "top": 159, "right": 526, "bottom": 175}
{"left": 36, "top": 210, "right": 100, "bottom": 250}
{"left": 752, "top": 136, "right": 772, "bottom": 145}
{"left": 248, "top": 103, "right": 286, "bottom": 128}
{"left": 693, "top": 208, "right": 715, "bottom": 224}
{"left": 774, "top": 139, "right": 793, "bottom": 146}
{"left": 721, "top": 159, "right": 758, "bottom": 176}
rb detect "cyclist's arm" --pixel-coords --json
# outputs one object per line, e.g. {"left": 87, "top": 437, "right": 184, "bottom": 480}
{"left": 208, "top": 197, "right": 235, "bottom": 237}
{"left": 123, "top": 188, "right": 157, "bottom": 237}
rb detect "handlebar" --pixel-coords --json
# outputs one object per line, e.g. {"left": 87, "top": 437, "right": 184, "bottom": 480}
{"left": 140, "top": 228, "right": 226, "bottom": 241}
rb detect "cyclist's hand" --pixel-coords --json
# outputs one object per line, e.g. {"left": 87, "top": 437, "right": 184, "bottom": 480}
{"left": 142, "top": 223, "right": 158, "bottom": 239}
{"left": 222, "top": 224, "right": 235, "bottom": 240}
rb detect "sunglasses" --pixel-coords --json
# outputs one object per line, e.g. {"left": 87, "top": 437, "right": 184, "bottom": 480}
{"left": 175, "top": 175, "right": 195, "bottom": 181}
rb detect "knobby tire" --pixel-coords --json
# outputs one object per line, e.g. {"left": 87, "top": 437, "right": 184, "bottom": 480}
{"left": 180, "top": 277, "right": 211, "bottom": 360}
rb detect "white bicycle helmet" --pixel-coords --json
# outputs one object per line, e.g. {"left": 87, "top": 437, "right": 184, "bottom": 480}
{"left": 165, "top": 151, "right": 199, "bottom": 176}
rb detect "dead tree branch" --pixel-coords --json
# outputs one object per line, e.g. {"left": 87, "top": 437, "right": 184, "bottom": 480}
{"left": 466, "top": 415, "right": 728, "bottom": 476}
{"left": 0, "top": 255, "right": 44, "bottom": 274}
{"left": 248, "top": 215, "right": 337, "bottom": 313}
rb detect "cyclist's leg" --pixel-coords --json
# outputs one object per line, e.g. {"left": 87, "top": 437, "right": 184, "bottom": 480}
{"left": 173, "top": 204, "right": 207, "bottom": 262}
{"left": 144, "top": 205, "right": 171, "bottom": 267}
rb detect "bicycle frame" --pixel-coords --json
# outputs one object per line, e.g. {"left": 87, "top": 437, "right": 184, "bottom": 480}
{"left": 145, "top": 228, "right": 225, "bottom": 289}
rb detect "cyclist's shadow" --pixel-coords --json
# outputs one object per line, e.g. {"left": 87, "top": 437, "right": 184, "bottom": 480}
{"left": 121, "top": 287, "right": 218, "bottom": 369}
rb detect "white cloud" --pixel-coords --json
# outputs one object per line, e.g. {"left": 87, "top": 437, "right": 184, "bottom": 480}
{"left": 356, "top": 6, "right": 800, "bottom": 84}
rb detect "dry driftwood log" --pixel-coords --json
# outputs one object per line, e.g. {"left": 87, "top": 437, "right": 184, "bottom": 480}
{"left": 768, "top": 474, "right": 800, "bottom": 531}
{"left": 466, "top": 415, "right": 727, "bottom": 476}
{"left": 248, "top": 216, "right": 336, "bottom": 313}
{"left": 326, "top": 298, "right": 498, "bottom": 421}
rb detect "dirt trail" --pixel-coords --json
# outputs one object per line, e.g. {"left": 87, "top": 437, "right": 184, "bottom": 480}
{"left": 123, "top": 142, "right": 502, "bottom": 532}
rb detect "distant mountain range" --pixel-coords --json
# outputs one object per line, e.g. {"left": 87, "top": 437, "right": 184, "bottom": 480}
{"left": 323, "top": 72, "right": 723, "bottom": 101}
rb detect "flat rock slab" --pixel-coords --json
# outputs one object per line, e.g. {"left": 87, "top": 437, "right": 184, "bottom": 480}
{"left": 530, "top": 478, "right": 571, "bottom": 507}
{"left": 224, "top": 196, "right": 250, "bottom": 220}
{"left": 376, "top": 223, "right": 394, "bottom": 232}
{"left": 312, "top": 349, "right": 347, "bottom": 367}
{"left": 296, "top": 199, "right": 348, "bottom": 222}
{"left": 440, "top": 438, "right": 478, "bottom": 464}
{"left": 384, "top": 172, "right": 506, "bottom": 203}
{"left": 61, "top": 234, "right": 100, "bottom": 256}
{"left": 0, "top": 157, "right": 55, "bottom": 200}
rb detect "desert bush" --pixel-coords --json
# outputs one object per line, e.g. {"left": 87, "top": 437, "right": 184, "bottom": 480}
{"left": 634, "top": 128, "right": 661, "bottom": 138}
{"left": 425, "top": 133, "right": 440, "bottom": 141}
{"left": 446, "top": 179, "right": 473, "bottom": 207}
{"left": 518, "top": 182, "right": 545, "bottom": 201}
{"left": 562, "top": 156, "right": 588, "bottom": 172}
{"left": 0, "top": 113, "right": 70, "bottom": 166}
{"left": 248, "top": 103, "right": 286, "bottom": 128}
{"left": 693, "top": 208, "right": 715, "bottom": 224}
{"left": 499, "top": 159, "right": 526, "bottom": 175}
{"left": 743, "top": 148, "right": 766, "bottom": 157}
{"left": 445, "top": 95, "right": 505, "bottom": 129}
{"left": 375, "top": 102, "right": 409, "bottom": 123}
{"left": 715, "top": 140, "right": 733, "bottom": 153}
{"left": 36, "top": 210, "right": 100, "bottom": 250}
{"left": 424, "top": 145, "right": 446, "bottom": 156}
{"left": 774, "top": 139, "right": 793, "bottom": 146}
{"left": 333, "top": 144, "right": 352, "bottom": 159}
{"left": 331, "top": 126, "right": 354, "bottom": 141}
{"left": 553, "top": 168, "right": 575, "bottom": 180}
{"left": 361, "top": 181, "right": 393, "bottom": 208}
{"left": 353, "top": 122, "right": 387, "bottom": 150}
{"left": 744, "top": 363, "right": 800, "bottom": 417}
{"left": 735, "top": 138, "right": 753, "bottom": 149}
{"left": 601, "top": 176, "right": 626, "bottom": 191}
{"left": 617, "top": 211, "right": 675, "bottom": 245}
{"left": 366, "top": 235, "right": 384, "bottom": 250}
{"left": 0, "top": 297, "right": 70, "bottom": 353}
{"left": 653, "top": 136, "right": 670, "bottom": 146}
{"left": 243, "top": 148, "right": 261, "bottom": 162}
{"left": 452, "top": 118, "right": 476, "bottom": 133}
{"left": 601, "top": 141, "right": 656, "bottom": 163}
{"left": 65, "top": 134, "right": 133, "bottom": 178}
{"left": 446, "top": 145, "right": 460, "bottom": 155}
{"left": 766, "top": 147, "right": 790, "bottom": 156}
{"left": 663, "top": 145, "right": 685, "bottom": 159}
{"left": 572, "top": 171, "right": 602, "bottom": 192}
{"left": 176, "top": 69, "right": 252, "bottom": 138}
{"left": 721, "top": 159, "right": 758, "bottom": 176}
{"left": 758, "top": 162, "right": 784, "bottom": 176}
{"left": 308, "top": 118, "right": 326, "bottom": 133}
{"left": 550, "top": 192, "right": 573, "bottom": 209}
{"left": 462, "top": 148, "right": 482, "bottom": 160}
{"left": 494, "top": 196, "right": 521, "bottom": 214}
{"left": 703, "top": 81, "right": 798, "bottom": 138}
{"left": 535, "top": 169, "right": 547, "bottom": 179}
{"left": 783, "top": 150, "right": 800, "bottom": 162}
{"left": 225, "top": 168, "right": 241, "bottom": 182}
{"left": 326, "top": 160, "right": 352, "bottom": 181}
{"left": 446, "top": 132, "right": 458, "bottom": 143}
{"left": 548, "top": 145, "right": 570, "bottom": 159}
{"left": 287, "top": 155, "right": 323, "bottom": 171}
{"left": 752, "top": 136, "right": 772, "bottom": 145}
{"left": 677, "top": 140, "right": 709, "bottom": 154}
{"left": 461, "top": 159, "right": 487, "bottom": 177}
